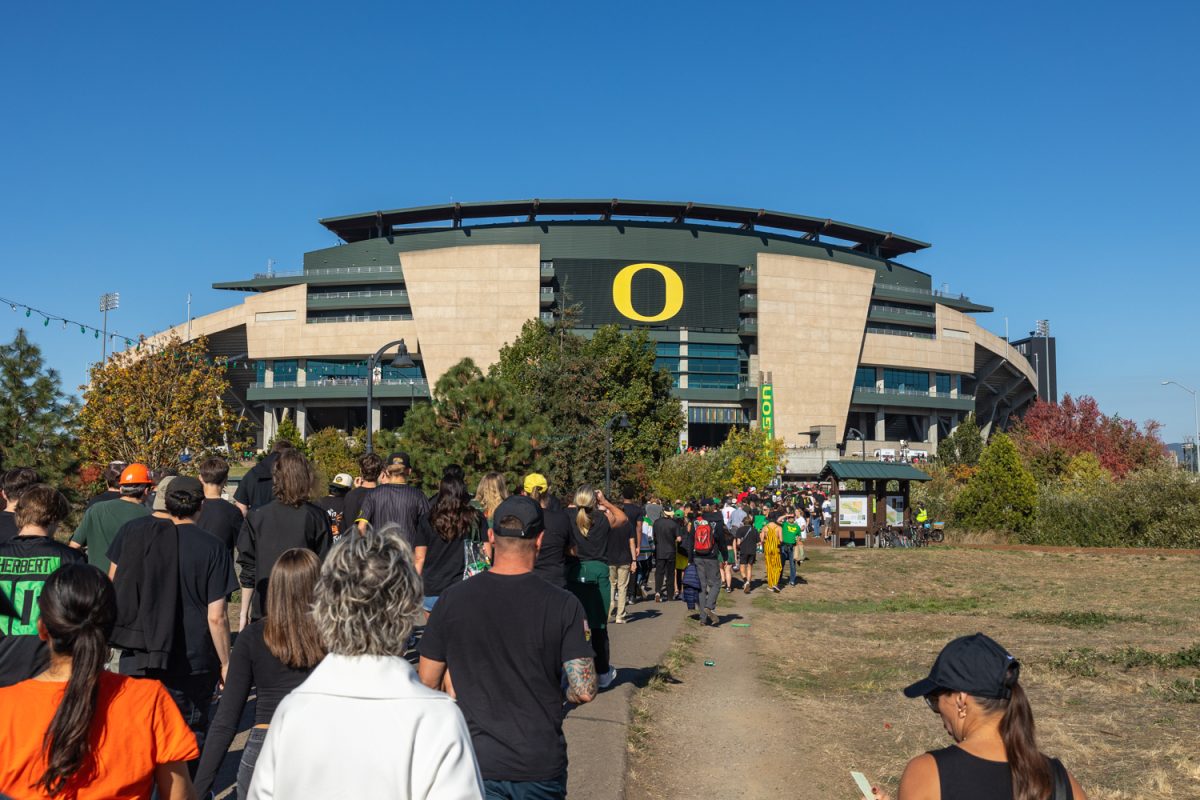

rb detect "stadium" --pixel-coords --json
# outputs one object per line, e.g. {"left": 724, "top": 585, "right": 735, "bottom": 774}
{"left": 163, "top": 199, "right": 1041, "bottom": 475}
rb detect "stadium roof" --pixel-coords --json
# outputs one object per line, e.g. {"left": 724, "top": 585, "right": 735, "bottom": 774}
{"left": 319, "top": 199, "right": 931, "bottom": 259}
{"left": 819, "top": 461, "right": 932, "bottom": 482}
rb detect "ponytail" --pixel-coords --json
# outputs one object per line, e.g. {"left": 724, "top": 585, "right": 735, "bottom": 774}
{"left": 36, "top": 565, "right": 116, "bottom": 796}
{"left": 979, "top": 663, "right": 1052, "bottom": 800}
{"left": 576, "top": 507, "right": 592, "bottom": 537}
{"left": 573, "top": 486, "right": 596, "bottom": 537}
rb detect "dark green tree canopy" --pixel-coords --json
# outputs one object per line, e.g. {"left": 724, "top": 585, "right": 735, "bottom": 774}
{"left": 0, "top": 329, "right": 79, "bottom": 485}
{"left": 953, "top": 432, "right": 1038, "bottom": 532}
{"left": 399, "top": 358, "right": 550, "bottom": 492}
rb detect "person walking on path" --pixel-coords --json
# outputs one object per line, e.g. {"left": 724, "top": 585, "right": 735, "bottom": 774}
{"left": 736, "top": 517, "right": 758, "bottom": 594}
{"left": 196, "top": 456, "right": 243, "bottom": 554}
{"left": 193, "top": 549, "right": 325, "bottom": 799}
{"left": 607, "top": 488, "right": 640, "bottom": 624}
{"left": 237, "top": 449, "right": 332, "bottom": 626}
{"left": 0, "top": 485, "right": 86, "bottom": 687}
{"left": 247, "top": 527, "right": 483, "bottom": 799}
{"left": 0, "top": 564, "right": 199, "bottom": 799}
{"left": 420, "top": 495, "right": 596, "bottom": 800}
{"left": 234, "top": 440, "right": 293, "bottom": 515}
{"left": 413, "top": 472, "right": 485, "bottom": 612}
{"left": 69, "top": 463, "right": 153, "bottom": 574}
{"left": 761, "top": 510, "right": 784, "bottom": 593}
{"left": 0, "top": 467, "right": 40, "bottom": 544}
{"left": 566, "top": 486, "right": 628, "bottom": 690}
{"left": 651, "top": 508, "right": 679, "bottom": 601}
{"left": 525, "top": 473, "right": 572, "bottom": 589}
{"left": 686, "top": 509, "right": 722, "bottom": 625}
{"left": 355, "top": 452, "right": 430, "bottom": 547}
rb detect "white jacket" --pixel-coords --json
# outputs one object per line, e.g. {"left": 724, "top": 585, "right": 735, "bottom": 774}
{"left": 247, "top": 653, "right": 484, "bottom": 799}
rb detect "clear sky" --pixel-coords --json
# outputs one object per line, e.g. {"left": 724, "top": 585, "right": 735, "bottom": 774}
{"left": 1, "top": 1, "right": 1197, "bottom": 442}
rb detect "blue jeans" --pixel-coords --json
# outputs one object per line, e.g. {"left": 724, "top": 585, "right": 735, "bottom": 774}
{"left": 423, "top": 595, "right": 439, "bottom": 612}
{"left": 484, "top": 774, "right": 567, "bottom": 800}
{"left": 237, "top": 727, "right": 268, "bottom": 799}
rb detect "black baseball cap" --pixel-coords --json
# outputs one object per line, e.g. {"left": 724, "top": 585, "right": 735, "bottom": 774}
{"left": 903, "top": 633, "right": 1020, "bottom": 700}
{"left": 386, "top": 452, "right": 411, "bottom": 470}
{"left": 492, "top": 495, "right": 544, "bottom": 539}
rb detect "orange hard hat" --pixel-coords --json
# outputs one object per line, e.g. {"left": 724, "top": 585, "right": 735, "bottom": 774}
{"left": 119, "top": 463, "right": 153, "bottom": 485}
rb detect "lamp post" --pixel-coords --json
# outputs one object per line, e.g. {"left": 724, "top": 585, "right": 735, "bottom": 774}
{"left": 846, "top": 427, "right": 866, "bottom": 461}
{"left": 604, "top": 413, "right": 631, "bottom": 495}
{"left": 365, "top": 339, "right": 414, "bottom": 454}
{"left": 1162, "top": 380, "right": 1199, "bottom": 473}
{"left": 99, "top": 292, "right": 119, "bottom": 361}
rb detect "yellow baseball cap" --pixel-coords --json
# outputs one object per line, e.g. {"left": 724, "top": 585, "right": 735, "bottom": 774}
{"left": 523, "top": 473, "right": 548, "bottom": 494}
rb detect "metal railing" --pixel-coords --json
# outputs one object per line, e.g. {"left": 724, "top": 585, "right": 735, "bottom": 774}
{"left": 307, "top": 313, "right": 413, "bottom": 324}
{"left": 308, "top": 289, "right": 408, "bottom": 300}
{"left": 865, "top": 326, "right": 935, "bottom": 340}
{"left": 251, "top": 379, "right": 428, "bottom": 389}
{"left": 854, "top": 386, "right": 975, "bottom": 401}
{"left": 255, "top": 265, "right": 403, "bottom": 279}
{"left": 876, "top": 284, "right": 971, "bottom": 302}
{"left": 869, "top": 304, "right": 935, "bottom": 319}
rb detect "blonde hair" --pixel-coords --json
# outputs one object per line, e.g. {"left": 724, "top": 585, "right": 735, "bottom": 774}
{"left": 474, "top": 472, "right": 509, "bottom": 517}
{"left": 574, "top": 485, "right": 597, "bottom": 537}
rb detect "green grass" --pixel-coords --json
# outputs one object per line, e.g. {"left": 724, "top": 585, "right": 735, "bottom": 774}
{"left": 1010, "top": 610, "right": 1146, "bottom": 629}
{"left": 1046, "top": 643, "right": 1200, "bottom": 677}
{"left": 753, "top": 593, "right": 986, "bottom": 615}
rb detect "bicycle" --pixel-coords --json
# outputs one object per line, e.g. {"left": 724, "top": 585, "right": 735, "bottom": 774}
{"left": 909, "top": 522, "right": 946, "bottom": 547}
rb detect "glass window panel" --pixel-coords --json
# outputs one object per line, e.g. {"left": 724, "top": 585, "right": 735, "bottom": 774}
{"left": 855, "top": 367, "right": 877, "bottom": 389}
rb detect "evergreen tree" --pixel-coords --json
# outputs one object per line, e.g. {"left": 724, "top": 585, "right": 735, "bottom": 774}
{"left": 953, "top": 432, "right": 1037, "bottom": 532}
{"left": 938, "top": 413, "right": 984, "bottom": 467}
{"left": 400, "top": 359, "right": 549, "bottom": 492}
{"left": 0, "top": 329, "right": 80, "bottom": 484}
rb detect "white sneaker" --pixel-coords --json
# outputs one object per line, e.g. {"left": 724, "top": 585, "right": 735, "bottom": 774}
{"left": 598, "top": 667, "right": 618, "bottom": 690}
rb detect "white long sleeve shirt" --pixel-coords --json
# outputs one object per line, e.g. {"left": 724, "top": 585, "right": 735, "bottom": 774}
{"left": 248, "top": 653, "right": 484, "bottom": 799}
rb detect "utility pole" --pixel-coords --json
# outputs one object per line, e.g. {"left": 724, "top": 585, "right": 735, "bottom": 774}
{"left": 99, "top": 292, "right": 119, "bottom": 361}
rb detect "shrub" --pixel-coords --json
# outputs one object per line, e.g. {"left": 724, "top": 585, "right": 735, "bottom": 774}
{"left": 953, "top": 433, "right": 1038, "bottom": 532}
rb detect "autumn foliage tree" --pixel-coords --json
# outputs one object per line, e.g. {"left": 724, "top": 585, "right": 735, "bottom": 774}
{"left": 1010, "top": 395, "right": 1166, "bottom": 480}
{"left": 79, "top": 335, "right": 240, "bottom": 470}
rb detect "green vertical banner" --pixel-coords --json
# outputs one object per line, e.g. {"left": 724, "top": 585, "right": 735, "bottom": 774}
{"left": 759, "top": 383, "right": 774, "bottom": 436}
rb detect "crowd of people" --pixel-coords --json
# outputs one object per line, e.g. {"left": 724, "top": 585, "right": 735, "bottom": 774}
{"left": 0, "top": 447, "right": 1087, "bottom": 800}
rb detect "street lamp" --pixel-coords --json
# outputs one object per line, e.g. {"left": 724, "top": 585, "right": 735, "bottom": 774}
{"left": 365, "top": 339, "right": 414, "bottom": 454}
{"left": 1162, "top": 380, "right": 1199, "bottom": 474}
{"left": 604, "top": 413, "right": 631, "bottom": 495}
{"left": 846, "top": 427, "right": 867, "bottom": 461}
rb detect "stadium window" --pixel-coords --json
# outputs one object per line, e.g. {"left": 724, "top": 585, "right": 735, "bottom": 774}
{"left": 855, "top": 367, "right": 877, "bottom": 389}
{"left": 936, "top": 373, "right": 953, "bottom": 393}
{"left": 883, "top": 368, "right": 929, "bottom": 392}
{"left": 655, "top": 342, "right": 681, "bottom": 357}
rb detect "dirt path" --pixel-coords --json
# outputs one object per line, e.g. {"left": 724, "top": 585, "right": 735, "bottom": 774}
{"left": 626, "top": 586, "right": 799, "bottom": 800}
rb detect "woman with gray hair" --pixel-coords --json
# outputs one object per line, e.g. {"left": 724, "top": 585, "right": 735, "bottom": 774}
{"left": 247, "top": 526, "right": 484, "bottom": 799}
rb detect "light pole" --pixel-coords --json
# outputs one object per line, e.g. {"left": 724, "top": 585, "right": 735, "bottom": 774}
{"left": 1162, "top": 380, "right": 1199, "bottom": 473}
{"left": 604, "top": 413, "right": 631, "bottom": 495}
{"left": 365, "top": 339, "right": 414, "bottom": 454}
{"left": 99, "top": 292, "right": 119, "bottom": 361}
{"left": 846, "top": 427, "right": 866, "bottom": 461}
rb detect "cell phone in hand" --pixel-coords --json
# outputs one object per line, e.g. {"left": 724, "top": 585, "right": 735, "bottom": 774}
{"left": 850, "top": 771, "right": 874, "bottom": 799}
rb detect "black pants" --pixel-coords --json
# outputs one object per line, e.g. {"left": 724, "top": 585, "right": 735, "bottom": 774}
{"left": 654, "top": 557, "right": 674, "bottom": 596}
{"left": 592, "top": 627, "right": 610, "bottom": 674}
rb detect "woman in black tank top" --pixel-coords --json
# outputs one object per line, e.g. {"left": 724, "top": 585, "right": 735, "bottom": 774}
{"left": 871, "top": 633, "right": 1087, "bottom": 800}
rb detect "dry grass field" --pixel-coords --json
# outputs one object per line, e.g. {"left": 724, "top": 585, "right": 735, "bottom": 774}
{"left": 628, "top": 545, "right": 1200, "bottom": 799}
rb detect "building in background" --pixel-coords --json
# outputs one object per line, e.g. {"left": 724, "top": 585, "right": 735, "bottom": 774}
{"left": 154, "top": 199, "right": 1039, "bottom": 475}
{"left": 1011, "top": 320, "right": 1058, "bottom": 404}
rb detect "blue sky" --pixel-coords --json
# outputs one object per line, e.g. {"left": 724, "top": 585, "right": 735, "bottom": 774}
{"left": 1, "top": 1, "right": 1197, "bottom": 442}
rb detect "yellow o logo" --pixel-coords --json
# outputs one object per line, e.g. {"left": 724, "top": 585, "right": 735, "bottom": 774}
{"left": 612, "top": 263, "right": 684, "bottom": 323}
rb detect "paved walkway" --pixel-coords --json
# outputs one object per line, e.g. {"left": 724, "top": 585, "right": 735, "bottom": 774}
{"left": 563, "top": 596, "right": 690, "bottom": 799}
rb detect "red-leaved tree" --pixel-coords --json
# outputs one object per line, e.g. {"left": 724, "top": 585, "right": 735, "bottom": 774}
{"left": 1009, "top": 394, "right": 1167, "bottom": 480}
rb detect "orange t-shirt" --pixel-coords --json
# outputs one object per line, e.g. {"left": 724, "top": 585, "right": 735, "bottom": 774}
{"left": 0, "top": 671, "right": 199, "bottom": 799}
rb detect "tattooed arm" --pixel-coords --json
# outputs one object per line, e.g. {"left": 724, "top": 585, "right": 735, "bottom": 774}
{"left": 564, "top": 657, "right": 597, "bottom": 705}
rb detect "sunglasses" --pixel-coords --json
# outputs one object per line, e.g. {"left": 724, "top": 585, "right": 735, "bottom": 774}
{"left": 923, "top": 691, "right": 949, "bottom": 713}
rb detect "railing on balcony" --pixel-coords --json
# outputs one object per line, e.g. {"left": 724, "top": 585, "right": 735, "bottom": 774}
{"left": 307, "top": 313, "right": 413, "bottom": 324}
{"left": 251, "top": 378, "right": 429, "bottom": 390}
{"left": 865, "top": 325, "right": 935, "bottom": 340}
{"left": 308, "top": 289, "right": 409, "bottom": 300}
{"left": 255, "top": 265, "right": 403, "bottom": 279}
{"left": 869, "top": 304, "right": 935, "bottom": 319}
{"left": 540, "top": 261, "right": 555, "bottom": 279}
{"left": 875, "top": 283, "right": 971, "bottom": 302}
{"left": 854, "top": 386, "right": 976, "bottom": 402}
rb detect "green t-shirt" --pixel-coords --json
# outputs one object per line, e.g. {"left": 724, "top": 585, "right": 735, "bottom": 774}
{"left": 782, "top": 521, "right": 801, "bottom": 545}
{"left": 70, "top": 498, "right": 149, "bottom": 573}
{"left": 752, "top": 514, "right": 767, "bottom": 531}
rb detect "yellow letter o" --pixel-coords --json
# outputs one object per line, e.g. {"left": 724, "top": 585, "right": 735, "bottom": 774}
{"left": 612, "top": 263, "right": 684, "bottom": 323}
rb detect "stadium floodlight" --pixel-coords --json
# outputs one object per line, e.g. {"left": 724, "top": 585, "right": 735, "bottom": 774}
{"left": 99, "top": 292, "right": 120, "bottom": 361}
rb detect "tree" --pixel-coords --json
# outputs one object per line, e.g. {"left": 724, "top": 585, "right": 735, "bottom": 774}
{"left": 305, "top": 427, "right": 362, "bottom": 486}
{"left": 721, "top": 427, "right": 786, "bottom": 493}
{"left": 269, "top": 416, "right": 306, "bottom": 453}
{"left": 651, "top": 450, "right": 725, "bottom": 503}
{"left": 399, "top": 358, "right": 550, "bottom": 492}
{"left": 1010, "top": 395, "right": 1166, "bottom": 479}
{"left": 953, "top": 433, "right": 1038, "bottom": 532}
{"left": 1060, "top": 452, "right": 1112, "bottom": 495}
{"left": 492, "top": 321, "right": 684, "bottom": 493}
{"left": 0, "top": 329, "right": 80, "bottom": 485}
{"left": 937, "top": 413, "right": 983, "bottom": 467}
{"left": 79, "top": 335, "right": 239, "bottom": 470}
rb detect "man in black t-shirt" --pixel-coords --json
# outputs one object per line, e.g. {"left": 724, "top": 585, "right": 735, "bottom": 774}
{"left": 0, "top": 485, "right": 85, "bottom": 687}
{"left": 419, "top": 496, "right": 595, "bottom": 799}
{"left": 357, "top": 452, "right": 429, "bottom": 546}
{"left": 0, "top": 467, "right": 40, "bottom": 546}
{"left": 195, "top": 455, "right": 243, "bottom": 554}
{"left": 110, "top": 476, "right": 238, "bottom": 758}
{"left": 524, "top": 474, "right": 571, "bottom": 589}
{"left": 343, "top": 452, "right": 383, "bottom": 527}
{"left": 651, "top": 512, "right": 680, "bottom": 601}
{"left": 606, "top": 488, "right": 640, "bottom": 624}
{"left": 234, "top": 440, "right": 293, "bottom": 514}
{"left": 314, "top": 472, "right": 353, "bottom": 539}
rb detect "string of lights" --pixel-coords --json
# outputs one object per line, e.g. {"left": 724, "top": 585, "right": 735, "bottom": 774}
{"left": 0, "top": 294, "right": 145, "bottom": 350}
